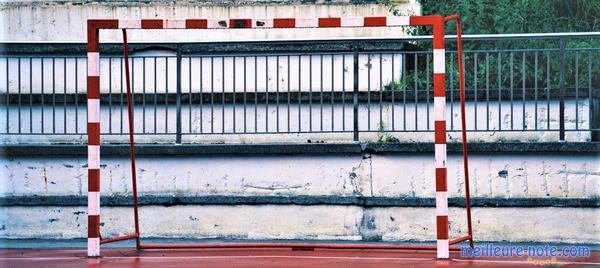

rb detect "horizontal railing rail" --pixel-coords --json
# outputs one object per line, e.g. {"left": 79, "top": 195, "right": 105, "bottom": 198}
{"left": 1, "top": 33, "right": 599, "bottom": 143}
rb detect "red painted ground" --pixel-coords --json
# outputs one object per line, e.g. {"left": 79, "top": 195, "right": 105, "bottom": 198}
{"left": 1, "top": 248, "right": 598, "bottom": 267}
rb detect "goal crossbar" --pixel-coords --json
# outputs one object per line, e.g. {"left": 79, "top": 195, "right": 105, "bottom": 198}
{"left": 86, "top": 14, "right": 472, "bottom": 259}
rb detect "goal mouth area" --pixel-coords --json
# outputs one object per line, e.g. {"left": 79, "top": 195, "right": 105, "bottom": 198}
{"left": 87, "top": 14, "right": 473, "bottom": 259}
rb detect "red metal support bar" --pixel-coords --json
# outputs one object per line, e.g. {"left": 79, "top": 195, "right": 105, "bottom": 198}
{"left": 100, "top": 233, "right": 140, "bottom": 245}
{"left": 444, "top": 14, "right": 474, "bottom": 248}
{"left": 449, "top": 235, "right": 472, "bottom": 246}
{"left": 122, "top": 29, "right": 142, "bottom": 250}
{"left": 139, "top": 243, "right": 462, "bottom": 251}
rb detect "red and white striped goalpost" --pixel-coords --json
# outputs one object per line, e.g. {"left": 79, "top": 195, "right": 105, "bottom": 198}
{"left": 87, "top": 15, "right": 472, "bottom": 259}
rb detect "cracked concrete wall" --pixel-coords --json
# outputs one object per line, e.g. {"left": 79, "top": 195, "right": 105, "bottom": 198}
{"left": 0, "top": 1, "right": 420, "bottom": 42}
{"left": 0, "top": 206, "right": 598, "bottom": 244}
{"left": 1, "top": 153, "right": 598, "bottom": 198}
{"left": 0, "top": 153, "right": 598, "bottom": 242}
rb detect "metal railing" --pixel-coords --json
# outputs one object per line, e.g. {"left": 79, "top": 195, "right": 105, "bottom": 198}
{"left": 1, "top": 32, "right": 598, "bottom": 143}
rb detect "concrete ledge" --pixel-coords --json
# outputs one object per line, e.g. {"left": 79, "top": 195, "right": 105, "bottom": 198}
{"left": 1, "top": 205, "right": 598, "bottom": 243}
{"left": 2, "top": 142, "right": 599, "bottom": 156}
{"left": 1, "top": 195, "right": 597, "bottom": 208}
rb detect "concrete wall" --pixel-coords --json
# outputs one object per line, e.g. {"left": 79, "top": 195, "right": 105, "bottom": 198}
{"left": 0, "top": 0, "right": 421, "bottom": 42}
{"left": 1, "top": 205, "right": 598, "bottom": 243}
{"left": 0, "top": 152, "right": 598, "bottom": 243}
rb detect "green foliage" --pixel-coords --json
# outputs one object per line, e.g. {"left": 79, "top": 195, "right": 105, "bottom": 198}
{"left": 383, "top": 70, "right": 429, "bottom": 92}
{"left": 417, "top": 0, "right": 599, "bottom": 36}
{"left": 383, "top": 0, "right": 600, "bottom": 90}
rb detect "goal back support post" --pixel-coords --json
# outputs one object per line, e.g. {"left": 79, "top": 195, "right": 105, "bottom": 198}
{"left": 86, "top": 14, "right": 473, "bottom": 259}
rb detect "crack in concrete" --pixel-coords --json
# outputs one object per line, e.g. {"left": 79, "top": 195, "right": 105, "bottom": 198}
{"left": 242, "top": 183, "right": 303, "bottom": 191}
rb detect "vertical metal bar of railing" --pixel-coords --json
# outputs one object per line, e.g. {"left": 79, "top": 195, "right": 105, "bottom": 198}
{"left": 342, "top": 54, "right": 346, "bottom": 131}
{"left": 575, "top": 52, "right": 579, "bottom": 130}
{"left": 297, "top": 55, "right": 301, "bottom": 133}
{"left": 590, "top": 51, "right": 599, "bottom": 141}
{"left": 391, "top": 53, "right": 395, "bottom": 131}
{"left": 18, "top": 57, "right": 22, "bottom": 134}
{"left": 75, "top": 58, "right": 79, "bottom": 134}
{"left": 367, "top": 54, "right": 371, "bottom": 131}
{"left": 558, "top": 38, "right": 566, "bottom": 141}
{"left": 176, "top": 45, "right": 182, "bottom": 144}
{"left": 5, "top": 58, "right": 9, "bottom": 133}
{"left": 41, "top": 58, "right": 45, "bottom": 133}
{"left": 276, "top": 56, "right": 279, "bottom": 132}
{"left": 233, "top": 56, "right": 237, "bottom": 133}
{"left": 63, "top": 57, "right": 67, "bottom": 134}
{"left": 29, "top": 58, "right": 33, "bottom": 133}
{"left": 353, "top": 49, "right": 359, "bottom": 141}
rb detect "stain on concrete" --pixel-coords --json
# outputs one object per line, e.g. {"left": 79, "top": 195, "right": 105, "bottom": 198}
{"left": 498, "top": 170, "right": 508, "bottom": 178}
{"left": 48, "top": 218, "right": 59, "bottom": 223}
{"left": 358, "top": 211, "right": 381, "bottom": 242}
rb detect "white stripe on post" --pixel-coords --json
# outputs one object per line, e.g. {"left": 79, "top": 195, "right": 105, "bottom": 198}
{"left": 207, "top": 19, "right": 227, "bottom": 29}
{"left": 88, "top": 237, "right": 100, "bottom": 257}
{"left": 437, "top": 239, "right": 449, "bottom": 259}
{"left": 340, "top": 17, "right": 363, "bottom": 27}
{"left": 434, "top": 144, "right": 447, "bottom": 168}
{"left": 118, "top": 19, "right": 141, "bottom": 29}
{"left": 435, "top": 191, "right": 448, "bottom": 216}
{"left": 87, "top": 99, "right": 100, "bottom": 123}
{"left": 387, "top": 16, "right": 410, "bottom": 26}
{"left": 296, "top": 18, "right": 318, "bottom": 28}
{"left": 88, "top": 192, "right": 100, "bottom": 215}
{"left": 433, "top": 97, "right": 446, "bottom": 121}
{"left": 87, "top": 52, "right": 100, "bottom": 77}
{"left": 433, "top": 49, "right": 445, "bottom": 74}
{"left": 165, "top": 20, "right": 186, "bottom": 29}
{"left": 88, "top": 145, "right": 100, "bottom": 169}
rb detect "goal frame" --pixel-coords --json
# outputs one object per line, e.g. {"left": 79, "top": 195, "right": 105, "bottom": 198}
{"left": 86, "top": 14, "right": 472, "bottom": 259}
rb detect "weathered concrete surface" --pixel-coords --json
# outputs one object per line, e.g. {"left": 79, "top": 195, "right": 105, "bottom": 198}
{"left": 1, "top": 153, "right": 598, "bottom": 198}
{"left": 1, "top": 150, "right": 598, "bottom": 243}
{"left": 0, "top": 100, "right": 591, "bottom": 144}
{"left": 0, "top": 1, "right": 420, "bottom": 42}
{"left": 0, "top": 205, "right": 598, "bottom": 244}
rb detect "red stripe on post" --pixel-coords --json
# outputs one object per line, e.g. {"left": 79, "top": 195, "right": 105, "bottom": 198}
{"left": 318, "top": 17, "right": 341, "bottom": 27}
{"left": 409, "top": 16, "right": 434, "bottom": 26}
{"left": 409, "top": 15, "right": 445, "bottom": 47}
{"left": 142, "top": 19, "right": 163, "bottom": 29}
{"left": 87, "top": 20, "right": 119, "bottom": 52}
{"left": 434, "top": 121, "right": 446, "bottom": 144}
{"left": 88, "top": 215, "right": 100, "bottom": 238}
{"left": 435, "top": 168, "right": 447, "bottom": 192}
{"left": 87, "top": 23, "right": 98, "bottom": 53}
{"left": 88, "top": 169, "right": 100, "bottom": 192}
{"left": 273, "top": 18, "right": 295, "bottom": 28}
{"left": 433, "top": 74, "right": 445, "bottom": 97}
{"left": 364, "top": 17, "right": 386, "bottom": 27}
{"left": 230, "top": 19, "right": 252, "bottom": 28}
{"left": 87, "top": 76, "right": 100, "bottom": 99}
{"left": 90, "top": 19, "right": 119, "bottom": 29}
{"left": 432, "top": 17, "right": 445, "bottom": 49}
{"left": 88, "top": 123, "right": 100, "bottom": 145}
{"left": 436, "top": 215, "right": 449, "bottom": 239}
{"left": 186, "top": 19, "right": 207, "bottom": 29}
